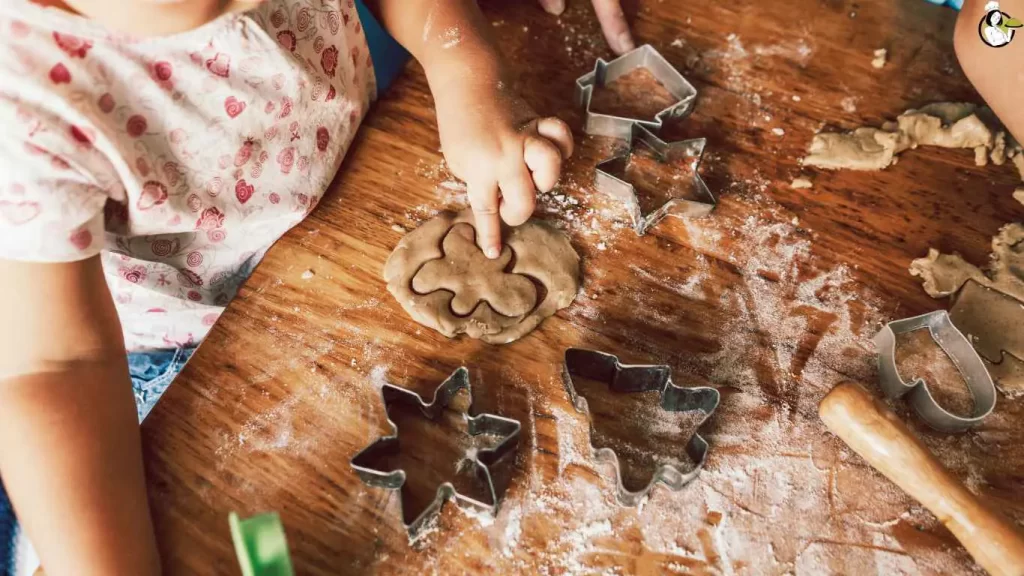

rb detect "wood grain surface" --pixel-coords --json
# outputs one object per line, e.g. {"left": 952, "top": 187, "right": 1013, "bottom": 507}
{"left": 141, "top": 0, "right": 1024, "bottom": 574}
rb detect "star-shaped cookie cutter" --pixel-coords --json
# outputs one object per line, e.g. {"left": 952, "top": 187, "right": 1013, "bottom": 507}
{"left": 575, "top": 44, "right": 698, "bottom": 139}
{"left": 874, "top": 310, "right": 996, "bottom": 432}
{"left": 562, "top": 348, "right": 720, "bottom": 506}
{"left": 350, "top": 368, "right": 521, "bottom": 540}
{"left": 595, "top": 122, "right": 717, "bottom": 235}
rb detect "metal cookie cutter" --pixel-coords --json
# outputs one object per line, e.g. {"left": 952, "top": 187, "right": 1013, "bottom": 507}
{"left": 949, "top": 280, "right": 1024, "bottom": 393}
{"left": 350, "top": 368, "right": 521, "bottom": 540}
{"left": 562, "top": 348, "right": 720, "bottom": 506}
{"left": 575, "top": 44, "right": 698, "bottom": 139}
{"left": 949, "top": 279, "right": 1024, "bottom": 366}
{"left": 874, "top": 310, "right": 996, "bottom": 432}
{"left": 596, "top": 122, "right": 717, "bottom": 235}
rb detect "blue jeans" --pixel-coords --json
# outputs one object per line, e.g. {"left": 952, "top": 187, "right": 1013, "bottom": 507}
{"left": 0, "top": 347, "right": 194, "bottom": 575}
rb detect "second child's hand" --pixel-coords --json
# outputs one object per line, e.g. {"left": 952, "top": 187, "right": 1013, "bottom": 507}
{"left": 536, "top": 0, "right": 636, "bottom": 55}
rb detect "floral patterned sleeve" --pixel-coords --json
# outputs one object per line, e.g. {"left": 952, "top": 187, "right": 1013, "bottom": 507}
{"left": 0, "top": 99, "right": 112, "bottom": 263}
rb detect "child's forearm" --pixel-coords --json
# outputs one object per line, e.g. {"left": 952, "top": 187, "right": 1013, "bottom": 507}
{"left": 0, "top": 365, "right": 159, "bottom": 576}
{"left": 956, "top": 0, "right": 1024, "bottom": 143}
{"left": 369, "top": 0, "right": 508, "bottom": 94}
{"left": 365, "top": 1, "right": 574, "bottom": 256}
{"left": 0, "top": 258, "right": 159, "bottom": 575}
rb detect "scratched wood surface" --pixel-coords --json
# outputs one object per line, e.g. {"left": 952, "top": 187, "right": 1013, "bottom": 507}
{"left": 141, "top": 0, "right": 1024, "bottom": 574}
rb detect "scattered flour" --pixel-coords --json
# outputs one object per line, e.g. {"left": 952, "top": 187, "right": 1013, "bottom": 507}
{"left": 349, "top": 56, "right": 986, "bottom": 572}
{"left": 703, "top": 32, "right": 814, "bottom": 97}
{"left": 440, "top": 26, "right": 462, "bottom": 49}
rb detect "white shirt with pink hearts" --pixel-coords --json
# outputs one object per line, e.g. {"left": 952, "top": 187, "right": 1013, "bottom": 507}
{"left": 0, "top": 0, "right": 375, "bottom": 350}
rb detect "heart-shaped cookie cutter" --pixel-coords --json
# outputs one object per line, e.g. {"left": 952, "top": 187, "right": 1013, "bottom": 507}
{"left": 874, "top": 310, "right": 997, "bottom": 432}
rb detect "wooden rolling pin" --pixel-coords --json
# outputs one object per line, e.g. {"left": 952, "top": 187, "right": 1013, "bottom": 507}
{"left": 819, "top": 382, "right": 1024, "bottom": 576}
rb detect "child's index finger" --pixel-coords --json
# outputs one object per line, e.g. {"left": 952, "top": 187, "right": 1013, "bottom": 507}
{"left": 468, "top": 180, "right": 502, "bottom": 259}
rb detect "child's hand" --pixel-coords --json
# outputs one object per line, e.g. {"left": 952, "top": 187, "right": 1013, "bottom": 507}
{"left": 433, "top": 78, "right": 573, "bottom": 258}
{"left": 371, "top": 0, "right": 574, "bottom": 256}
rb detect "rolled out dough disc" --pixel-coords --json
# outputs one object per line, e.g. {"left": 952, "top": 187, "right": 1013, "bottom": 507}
{"left": 383, "top": 210, "right": 581, "bottom": 344}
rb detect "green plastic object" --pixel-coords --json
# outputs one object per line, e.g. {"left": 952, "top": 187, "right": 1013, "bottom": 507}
{"left": 229, "top": 512, "right": 295, "bottom": 576}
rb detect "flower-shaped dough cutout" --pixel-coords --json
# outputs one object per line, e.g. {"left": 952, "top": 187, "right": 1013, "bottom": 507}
{"left": 411, "top": 224, "right": 537, "bottom": 318}
{"left": 383, "top": 210, "right": 581, "bottom": 345}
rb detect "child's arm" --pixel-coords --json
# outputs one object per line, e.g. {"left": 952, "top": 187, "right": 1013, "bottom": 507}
{"left": 955, "top": 0, "right": 1024, "bottom": 142}
{"left": 0, "top": 258, "right": 160, "bottom": 576}
{"left": 369, "top": 0, "right": 575, "bottom": 258}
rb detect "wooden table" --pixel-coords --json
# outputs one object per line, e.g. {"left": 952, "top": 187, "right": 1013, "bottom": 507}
{"left": 141, "top": 0, "right": 1024, "bottom": 573}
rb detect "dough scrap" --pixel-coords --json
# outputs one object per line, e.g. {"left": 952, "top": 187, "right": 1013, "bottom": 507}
{"left": 803, "top": 127, "right": 902, "bottom": 171}
{"left": 909, "top": 249, "right": 988, "bottom": 298}
{"left": 803, "top": 102, "right": 1023, "bottom": 181}
{"left": 1013, "top": 152, "right": 1024, "bottom": 181}
{"left": 909, "top": 223, "right": 1024, "bottom": 301}
{"left": 871, "top": 48, "right": 887, "bottom": 69}
{"left": 896, "top": 112, "right": 991, "bottom": 150}
{"left": 791, "top": 177, "right": 813, "bottom": 189}
{"left": 383, "top": 210, "right": 581, "bottom": 344}
{"left": 913, "top": 225, "right": 1024, "bottom": 394}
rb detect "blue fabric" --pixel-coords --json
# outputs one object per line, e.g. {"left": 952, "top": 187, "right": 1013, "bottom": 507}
{"left": 130, "top": 347, "right": 195, "bottom": 421}
{"left": 0, "top": 489, "right": 12, "bottom": 576}
{"left": 924, "top": 0, "right": 964, "bottom": 9}
{"left": 0, "top": 347, "right": 193, "bottom": 575}
{"left": 355, "top": 0, "right": 410, "bottom": 95}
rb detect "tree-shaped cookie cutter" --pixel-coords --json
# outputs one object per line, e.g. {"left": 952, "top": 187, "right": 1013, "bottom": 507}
{"left": 874, "top": 310, "right": 996, "bottom": 432}
{"left": 595, "top": 122, "right": 717, "bottom": 235}
{"left": 350, "top": 368, "right": 521, "bottom": 539}
{"left": 562, "top": 348, "right": 720, "bottom": 506}
{"left": 575, "top": 44, "right": 698, "bottom": 139}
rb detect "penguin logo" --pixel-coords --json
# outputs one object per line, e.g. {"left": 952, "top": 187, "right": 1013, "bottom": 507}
{"left": 979, "top": 1, "right": 1022, "bottom": 47}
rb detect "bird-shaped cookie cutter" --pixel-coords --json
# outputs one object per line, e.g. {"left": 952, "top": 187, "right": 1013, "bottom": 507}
{"left": 562, "top": 348, "right": 720, "bottom": 506}
{"left": 595, "top": 122, "right": 717, "bottom": 235}
{"left": 575, "top": 44, "right": 698, "bottom": 140}
{"left": 350, "top": 368, "right": 521, "bottom": 540}
{"left": 874, "top": 310, "right": 997, "bottom": 432}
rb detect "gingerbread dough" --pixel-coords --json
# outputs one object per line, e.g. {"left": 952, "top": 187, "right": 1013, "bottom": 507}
{"left": 803, "top": 102, "right": 1024, "bottom": 182}
{"left": 909, "top": 223, "right": 1024, "bottom": 301}
{"left": 384, "top": 210, "right": 581, "bottom": 344}
{"left": 910, "top": 225, "right": 1024, "bottom": 396}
